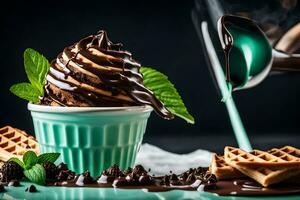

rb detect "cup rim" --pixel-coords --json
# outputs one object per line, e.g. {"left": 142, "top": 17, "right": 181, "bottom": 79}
{"left": 27, "top": 103, "right": 153, "bottom": 113}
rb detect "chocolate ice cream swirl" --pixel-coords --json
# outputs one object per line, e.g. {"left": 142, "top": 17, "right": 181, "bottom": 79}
{"left": 43, "top": 30, "right": 173, "bottom": 119}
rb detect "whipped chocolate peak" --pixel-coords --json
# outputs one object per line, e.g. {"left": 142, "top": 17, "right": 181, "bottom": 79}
{"left": 43, "top": 30, "right": 174, "bottom": 119}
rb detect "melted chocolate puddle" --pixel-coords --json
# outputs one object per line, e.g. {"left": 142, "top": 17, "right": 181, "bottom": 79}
{"left": 45, "top": 166, "right": 300, "bottom": 196}
{"left": 207, "top": 178, "right": 300, "bottom": 196}
{"left": 47, "top": 177, "right": 300, "bottom": 196}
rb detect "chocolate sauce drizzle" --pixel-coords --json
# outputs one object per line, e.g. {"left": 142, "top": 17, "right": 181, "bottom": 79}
{"left": 43, "top": 30, "right": 173, "bottom": 119}
{"left": 218, "top": 16, "right": 233, "bottom": 84}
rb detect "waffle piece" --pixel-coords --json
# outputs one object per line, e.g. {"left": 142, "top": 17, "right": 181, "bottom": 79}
{"left": 209, "top": 153, "right": 245, "bottom": 180}
{"left": 0, "top": 126, "right": 39, "bottom": 161}
{"left": 232, "top": 146, "right": 300, "bottom": 167}
{"left": 224, "top": 146, "right": 300, "bottom": 187}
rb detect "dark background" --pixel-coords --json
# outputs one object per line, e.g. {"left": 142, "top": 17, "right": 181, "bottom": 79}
{"left": 1, "top": 0, "right": 300, "bottom": 153}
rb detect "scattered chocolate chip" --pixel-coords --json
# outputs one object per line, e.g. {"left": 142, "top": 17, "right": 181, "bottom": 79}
{"left": 162, "top": 175, "right": 170, "bottom": 186}
{"left": 195, "top": 167, "right": 206, "bottom": 175}
{"left": 132, "top": 165, "right": 147, "bottom": 175}
{"left": 204, "top": 173, "right": 217, "bottom": 183}
{"left": 188, "top": 168, "right": 194, "bottom": 174}
{"left": 25, "top": 145, "right": 31, "bottom": 149}
{"left": 112, "top": 177, "right": 128, "bottom": 187}
{"left": 179, "top": 172, "right": 188, "bottom": 181}
{"left": 42, "top": 164, "right": 215, "bottom": 192}
{"left": 56, "top": 169, "right": 75, "bottom": 182}
{"left": 126, "top": 172, "right": 139, "bottom": 183}
{"left": 139, "top": 173, "right": 152, "bottom": 185}
{"left": 43, "top": 161, "right": 57, "bottom": 180}
{"left": 76, "top": 171, "right": 95, "bottom": 186}
{"left": 57, "top": 163, "right": 68, "bottom": 171}
{"left": 107, "top": 164, "right": 123, "bottom": 177}
{"left": 25, "top": 185, "right": 37, "bottom": 192}
{"left": 0, "top": 185, "right": 5, "bottom": 192}
{"left": 170, "top": 174, "right": 181, "bottom": 185}
{"left": 0, "top": 161, "right": 23, "bottom": 182}
{"left": 186, "top": 173, "right": 196, "bottom": 184}
{"left": 8, "top": 180, "right": 20, "bottom": 187}
{"left": 170, "top": 174, "right": 179, "bottom": 181}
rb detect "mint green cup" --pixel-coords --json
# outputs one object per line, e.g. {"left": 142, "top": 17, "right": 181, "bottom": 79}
{"left": 28, "top": 103, "right": 152, "bottom": 176}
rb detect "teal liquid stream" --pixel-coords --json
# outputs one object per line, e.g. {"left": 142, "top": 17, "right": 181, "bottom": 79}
{"left": 201, "top": 21, "right": 252, "bottom": 151}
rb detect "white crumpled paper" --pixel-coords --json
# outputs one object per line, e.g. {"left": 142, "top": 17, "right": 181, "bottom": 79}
{"left": 135, "top": 143, "right": 213, "bottom": 176}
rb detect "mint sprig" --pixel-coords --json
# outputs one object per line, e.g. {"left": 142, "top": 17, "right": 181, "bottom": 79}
{"left": 8, "top": 150, "right": 60, "bottom": 185}
{"left": 23, "top": 150, "right": 38, "bottom": 170}
{"left": 37, "top": 153, "right": 60, "bottom": 164}
{"left": 141, "top": 67, "right": 195, "bottom": 124}
{"left": 10, "top": 48, "right": 50, "bottom": 103}
{"left": 10, "top": 83, "right": 40, "bottom": 103}
{"left": 23, "top": 164, "right": 46, "bottom": 185}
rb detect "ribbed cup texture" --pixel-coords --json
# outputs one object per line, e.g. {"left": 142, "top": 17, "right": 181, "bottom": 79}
{"left": 30, "top": 109, "right": 151, "bottom": 177}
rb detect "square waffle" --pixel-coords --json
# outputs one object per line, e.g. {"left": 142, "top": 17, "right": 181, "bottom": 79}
{"left": 231, "top": 146, "right": 300, "bottom": 167}
{"left": 209, "top": 153, "right": 245, "bottom": 180}
{"left": 0, "top": 126, "right": 39, "bottom": 161}
{"left": 224, "top": 146, "right": 300, "bottom": 187}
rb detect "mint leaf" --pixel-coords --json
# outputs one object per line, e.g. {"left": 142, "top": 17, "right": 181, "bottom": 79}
{"left": 8, "top": 157, "right": 25, "bottom": 169}
{"left": 37, "top": 153, "right": 60, "bottom": 164}
{"left": 10, "top": 83, "right": 40, "bottom": 103}
{"left": 24, "top": 48, "right": 50, "bottom": 95}
{"left": 24, "top": 164, "right": 46, "bottom": 185}
{"left": 140, "top": 67, "right": 195, "bottom": 124}
{"left": 23, "top": 151, "right": 38, "bottom": 170}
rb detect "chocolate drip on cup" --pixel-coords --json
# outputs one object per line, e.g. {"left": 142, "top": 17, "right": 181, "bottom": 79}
{"left": 42, "top": 30, "right": 173, "bottom": 119}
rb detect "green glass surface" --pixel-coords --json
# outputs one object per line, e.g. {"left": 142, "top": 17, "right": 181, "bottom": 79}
{"left": 29, "top": 107, "right": 152, "bottom": 177}
{"left": 228, "top": 24, "right": 272, "bottom": 88}
{"left": 2, "top": 182, "right": 300, "bottom": 200}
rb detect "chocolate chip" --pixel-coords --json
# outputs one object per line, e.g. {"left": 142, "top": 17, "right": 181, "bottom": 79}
{"left": 132, "top": 165, "right": 147, "bottom": 175}
{"left": 57, "top": 163, "right": 68, "bottom": 171}
{"left": 57, "top": 170, "right": 75, "bottom": 181}
{"left": 82, "top": 171, "right": 95, "bottom": 183}
{"left": 107, "top": 164, "right": 123, "bottom": 177}
{"left": 204, "top": 173, "right": 217, "bottom": 183}
{"left": 126, "top": 172, "right": 139, "bottom": 183}
{"left": 188, "top": 168, "right": 194, "bottom": 174}
{"left": 113, "top": 177, "right": 128, "bottom": 187}
{"left": 186, "top": 173, "right": 196, "bottom": 184}
{"left": 163, "top": 175, "right": 170, "bottom": 186}
{"left": 139, "top": 173, "right": 152, "bottom": 185}
{"left": 170, "top": 174, "right": 181, "bottom": 185}
{"left": 25, "top": 185, "right": 37, "bottom": 192}
{"left": 195, "top": 167, "right": 206, "bottom": 175}
{"left": 170, "top": 174, "right": 179, "bottom": 181}
{"left": 179, "top": 172, "right": 188, "bottom": 181}
{"left": 75, "top": 171, "right": 96, "bottom": 186}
